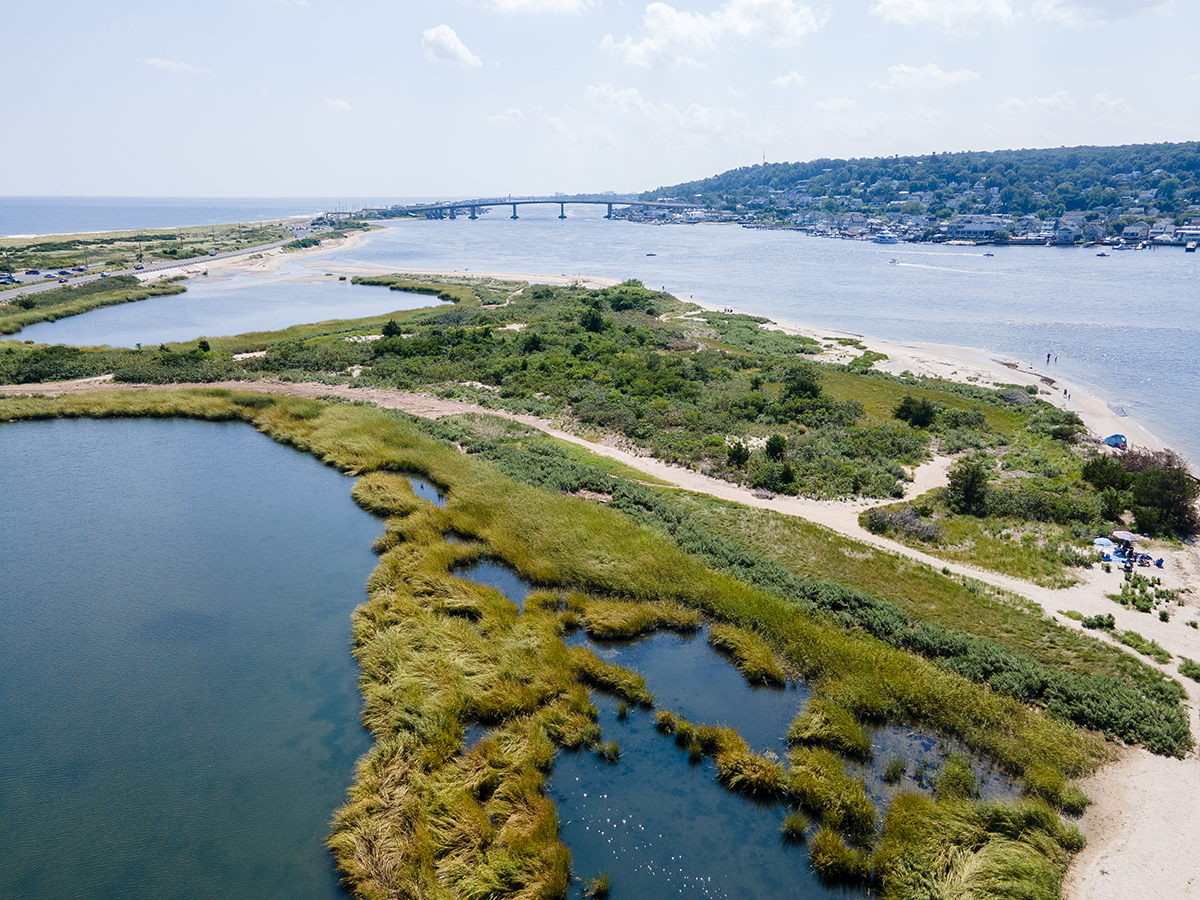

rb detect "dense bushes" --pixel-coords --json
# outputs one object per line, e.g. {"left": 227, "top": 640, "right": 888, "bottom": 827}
{"left": 1083, "top": 449, "right": 1200, "bottom": 535}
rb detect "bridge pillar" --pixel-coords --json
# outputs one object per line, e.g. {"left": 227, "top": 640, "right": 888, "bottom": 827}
{"left": 469, "top": 207, "right": 478, "bottom": 220}
{"left": 605, "top": 203, "right": 613, "bottom": 219}
{"left": 511, "top": 204, "right": 519, "bottom": 220}
{"left": 449, "top": 207, "right": 457, "bottom": 220}
{"left": 559, "top": 203, "right": 567, "bottom": 219}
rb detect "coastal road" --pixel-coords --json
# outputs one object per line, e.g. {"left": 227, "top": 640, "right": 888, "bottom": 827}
{"left": 0, "top": 236, "right": 307, "bottom": 303}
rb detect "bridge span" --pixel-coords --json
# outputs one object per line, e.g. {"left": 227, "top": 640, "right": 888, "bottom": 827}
{"left": 365, "top": 196, "right": 702, "bottom": 221}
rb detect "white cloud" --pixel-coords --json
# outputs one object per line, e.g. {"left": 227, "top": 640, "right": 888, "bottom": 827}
{"left": 1032, "top": 0, "right": 1172, "bottom": 27}
{"left": 422, "top": 25, "right": 483, "bottom": 67}
{"left": 487, "top": 108, "right": 525, "bottom": 123}
{"left": 324, "top": 97, "right": 352, "bottom": 111}
{"left": 870, "top": 0, "right": 1015, "bottom": 35}
{"left": 586, "top": 82, "right": 743, "bottom": 131}
{"left": 141, "top": 57, "right": 210, "bottom": 74}
{"left": 871, "top": 63, "right": 980, "bottom": 89}
{"left": 815, "top": 96, "right": 855, "bottom": 111}
{"left": 602, "top": 0, "right": 828, "bottom": 68}
{"left": 772, "top": 71, "right": 806, "bottom": 86}
{"left": 544, "top": 115, "right": 577, "bottom": 138}
{"left": 1092, "top": 92, "right": 1133, "bottom": 115}
{"left": 466, "top": 0, "right": 592, "bottom": 11}
{"left": 1000, "top": 90, "right": 1075, "bottom": 112}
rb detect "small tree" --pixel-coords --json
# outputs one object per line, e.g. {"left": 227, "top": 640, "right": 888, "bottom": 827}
{"left": 197, "top": 340, "right": 210, "bottom": 353}
{"left": 728, "top": 442, "right": 750, "bottom": 468}
{"left": 947, "top": 458, "right": 989, "bottom": 515}
{"left": 894, "top": 394, "right": 937, "bottom": 429}
{"left": 780, "top": 362, "right": 822, "bottom": 400}
{"left": 381, "top": 319, "right": 401, "bottom": 338}
{"left": 765, "top": 434, "right": 787, "bottom": 461}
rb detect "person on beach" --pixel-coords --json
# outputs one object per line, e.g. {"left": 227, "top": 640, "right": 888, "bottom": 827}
{"left": 1047, "top": 353, "right": 1051, "bottom": 363}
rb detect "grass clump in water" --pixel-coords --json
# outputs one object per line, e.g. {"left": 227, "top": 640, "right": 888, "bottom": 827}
{"left": 809, "top": 827, "right": 872, "bottom": 884}
{"left": 788, "top": 747, "right": 877, "bottom": 845}
{"left": 707, "top": 622, "right": 787, "bottom": 685}
{"left": 578, "top": 598, "right": 701, "bottom": 640}
{"left": 788, "top": 698, "right": 872, "bottom": 761}
{"left": 883, "top": 756, "right": 907, "bottom": 784}
{"left": 583, "top": 872, "right": 611, "bottom": 898}
{"left": 781, "top": 811, "right": 809, "bottom": 844}
{"left": 933, "top": 754, "right": 980, "bottom": 800}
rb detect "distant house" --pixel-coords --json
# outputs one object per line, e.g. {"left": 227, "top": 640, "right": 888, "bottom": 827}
{"left": 1149, "top": 219, "right": 1175, "bottom": 237}
{"left": 1055, "top": 225, "right": 1082, "bottom": 244}
{"left": 1082, "top": 222, "right": 1107, "bottom": 242}
{"left": 1122, "top": 222, "right": 1150, "bottom": 240}
{"left": 1059, "top": 211, "right": 1087, "bottom": 226}
{"left": 945, "top": 215, "right": 1013, "bottom": 240}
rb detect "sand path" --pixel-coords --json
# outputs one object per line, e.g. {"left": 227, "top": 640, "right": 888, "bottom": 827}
{"left": 4, "top": 375, "right": 1198, "bottom": 897}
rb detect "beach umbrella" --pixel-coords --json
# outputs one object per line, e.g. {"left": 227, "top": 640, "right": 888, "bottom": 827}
{"left": 1112, "top": 530, "right": 1141, "bottom": 543}
{"left": 1093, "top": 537, "right": 1114, "bottom": 547}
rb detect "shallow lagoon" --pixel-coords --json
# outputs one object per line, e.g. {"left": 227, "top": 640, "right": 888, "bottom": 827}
{"left": 16, "top": 277, "right": 447, "bottom": 348}
{"left": 451, "top": 561, "right": 1019, "bottom": 898}
{"left": 0, "top": 418, "right": 382, "bottom": 900}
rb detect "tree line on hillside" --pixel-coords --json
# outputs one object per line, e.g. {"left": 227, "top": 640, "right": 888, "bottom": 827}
{"left": 645, "top": 142, "right": 1200, "bottom": 220}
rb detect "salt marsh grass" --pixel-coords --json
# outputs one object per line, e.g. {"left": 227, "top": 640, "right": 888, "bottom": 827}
{"left": 707, "top": 622, "right": 787, "bottom": 685}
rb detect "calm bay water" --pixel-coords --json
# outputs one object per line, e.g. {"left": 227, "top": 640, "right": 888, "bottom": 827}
{"left": 17, "top": 277, "right": 450, "bottom": 347}
{"left": 0, "top": 418, "right": 381, "bottom": 900}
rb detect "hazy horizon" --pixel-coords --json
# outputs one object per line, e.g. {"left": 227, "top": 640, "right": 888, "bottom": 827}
{"left": 3, "top": 1, "right": 1196, "bottom": 198}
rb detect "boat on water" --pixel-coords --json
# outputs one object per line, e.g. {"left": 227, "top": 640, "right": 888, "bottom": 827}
{"left": 873, "top": 231, "right": 898, "bottom": 244}
{"left": 888, "top": 258, "right": 898, "bottom": 265}
{"left": 984, "top": 252, "right": 994, "bottom": 257}
{"left": 1187, "top": 241, "right": 1197, "bottom": 253}
{"left": 1096, "top": 252, "right": 1110, "bottom": 257}
{"left": 646, "top": 253, "right": 656, "bottom": 256}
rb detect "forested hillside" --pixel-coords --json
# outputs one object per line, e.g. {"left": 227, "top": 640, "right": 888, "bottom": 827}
{"left": 644, "top": 143, "right": 1200, "bottom": 221}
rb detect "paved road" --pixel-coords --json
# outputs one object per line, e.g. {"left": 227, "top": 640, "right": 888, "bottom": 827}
{"left": 0, "top": 237, "right": 299, "bottom": 302}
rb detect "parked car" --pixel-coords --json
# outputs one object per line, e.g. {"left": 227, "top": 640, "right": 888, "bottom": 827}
{"left": 58, "top": 277, "right": 68, "bottom": 283}
{"left": 43, "top": 273, "right": 55, "bottom": 279}
{"left": 57, "top": 269, "right": 70, "bottom": 275}
{"left": 26, "top": 269, "right": 40, "bottom": 275}
{"left": 100, "top": 272, "right": 110, "bottom": 278}
{"left": 134, "top": 264, "right": 144, "bottom": 270}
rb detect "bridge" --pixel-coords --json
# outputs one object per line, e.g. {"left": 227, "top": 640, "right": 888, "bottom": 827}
{"left": 363, "top": 196, "right": 703, "bottom": 221}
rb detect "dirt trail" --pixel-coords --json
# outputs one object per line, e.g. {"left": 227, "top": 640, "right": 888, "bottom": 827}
{"left": 4, "top": 375, "right": 1198, "bottom": 896}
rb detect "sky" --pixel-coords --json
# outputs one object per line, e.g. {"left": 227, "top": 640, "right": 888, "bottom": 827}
{"left": 3, "top": 0, "right": 1196, "bottom": 198}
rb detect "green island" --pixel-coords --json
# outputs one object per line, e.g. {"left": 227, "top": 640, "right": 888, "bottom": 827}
{"left": 3, "top": 271, "right": 1198, "bottom": 900}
